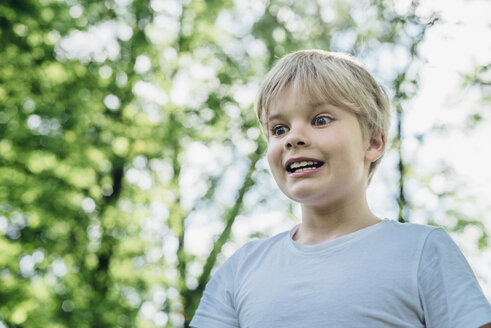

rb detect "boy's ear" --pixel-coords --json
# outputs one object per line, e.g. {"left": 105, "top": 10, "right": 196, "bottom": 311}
{"left": 365, "top": 133, "right": 386, "bottom": 163}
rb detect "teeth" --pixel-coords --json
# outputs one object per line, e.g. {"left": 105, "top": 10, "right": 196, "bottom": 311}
{"left": 295, "top": 167, "right": 317, "bottom": 172}
{"left": 290, "top": 161, "right": 317, "bottom": 169}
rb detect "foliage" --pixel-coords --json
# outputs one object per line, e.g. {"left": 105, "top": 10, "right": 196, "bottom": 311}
{"left": 2, "top": 0, "right": 484, "bottom": 327}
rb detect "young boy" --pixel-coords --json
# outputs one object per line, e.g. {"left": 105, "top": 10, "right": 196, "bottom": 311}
{"left": 190, "top": 50, "right": 491, "bottom": 327}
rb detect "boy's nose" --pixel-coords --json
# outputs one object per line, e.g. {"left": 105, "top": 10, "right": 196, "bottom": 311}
{"left": 287, "top": 140, "right": 306, "bottom": 148}
{"left": 285, "top": 129, "right": 310, "bottom": 148}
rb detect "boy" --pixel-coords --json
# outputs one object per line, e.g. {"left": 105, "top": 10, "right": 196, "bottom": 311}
{"left": 190, "top": 50, "right": 491, "bottom": 327}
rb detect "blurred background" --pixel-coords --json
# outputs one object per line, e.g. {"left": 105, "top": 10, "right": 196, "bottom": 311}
{"left": 0, "top": 0, "right": 490, "bottom": 327}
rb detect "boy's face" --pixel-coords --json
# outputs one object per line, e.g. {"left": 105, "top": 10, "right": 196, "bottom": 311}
{"left": 266, "top": 85, "right": 381, "bottom": 209}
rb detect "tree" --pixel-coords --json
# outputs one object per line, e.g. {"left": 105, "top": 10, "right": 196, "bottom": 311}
{"left": 1, "top": 0, "right": 466, "bottom": 327}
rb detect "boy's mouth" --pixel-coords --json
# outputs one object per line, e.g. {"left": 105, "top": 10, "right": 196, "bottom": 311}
{"left": 285, "top": 159, "right": 324, "bottom": 173}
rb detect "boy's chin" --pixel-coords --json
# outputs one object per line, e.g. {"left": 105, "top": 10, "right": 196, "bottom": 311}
{"left": 281, "top": 187, "right": 348, "bottom": 209}
{"left": 281, "top": 188, "right": 325, "bottom": 205}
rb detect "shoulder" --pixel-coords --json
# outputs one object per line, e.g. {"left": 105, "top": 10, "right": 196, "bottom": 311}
{"left": 379, "top": 219, "right": 442, "bottom": 244}
{"left": 219, "top": 229, "right": 292, "bottom": 277}
{"left": 384, "top": 220, "right": 461, "bottom": 259}
{"left": 372, "top": 219, "right": 441, "bottom": 250}
{"left": 234, "top": 229, "right": 290, "bottom": 262}
{"left": 413, "top": 225, "right": 491, "bottom": 327}
{"left": 382, "top": 218, "right": 440, "bottom": 234}
{"left": 240, "top": 229, "right": 290, "bottom": 252}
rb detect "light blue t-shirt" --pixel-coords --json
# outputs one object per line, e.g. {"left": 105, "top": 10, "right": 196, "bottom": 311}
{"left": 191, "top": 219, "right": 491, "bottom": 328}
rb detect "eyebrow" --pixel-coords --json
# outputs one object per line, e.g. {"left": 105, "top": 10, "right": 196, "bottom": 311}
{"left": 267, "top": 102, "right": 336, "bottom": 122}
{"left": 267, "top": 113, "right": 282, "bottom": 122}
{"left": 311, "top": 101, "right": 335, "bottom": 109}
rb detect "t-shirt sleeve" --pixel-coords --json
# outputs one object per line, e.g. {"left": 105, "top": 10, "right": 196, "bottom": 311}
{"left": 418, "top": 228, "right": 491, "bottom": 328}
{"left": 190, "top": 252, "right": 240, "bottom": 328}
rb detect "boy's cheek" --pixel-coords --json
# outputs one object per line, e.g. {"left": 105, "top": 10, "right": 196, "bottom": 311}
{"left": 266, "top": 150, "right": 274, "bottom": 170}
{"left": 266, "top": 143, "right": 278, "bottom": 160}
{"left": 266, "top": 149, "right": 280, "bottom": 176}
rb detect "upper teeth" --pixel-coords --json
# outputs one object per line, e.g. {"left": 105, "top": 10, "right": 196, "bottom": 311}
{"left": 290, "top": 161, "right": 318, "bottom": 169}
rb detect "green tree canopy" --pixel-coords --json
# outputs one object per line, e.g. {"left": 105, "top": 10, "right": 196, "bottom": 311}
{"left": 2, "top": 0, "right": 487, "bottom": 327}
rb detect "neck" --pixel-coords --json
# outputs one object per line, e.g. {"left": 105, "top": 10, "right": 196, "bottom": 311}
{"left": 295, "top": 193, "right": 380, "bottom": 245}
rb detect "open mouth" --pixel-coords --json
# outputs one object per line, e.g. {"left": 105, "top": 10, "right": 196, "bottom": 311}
{"left": 286, "top": 160, "right": 324, "bottom": 173}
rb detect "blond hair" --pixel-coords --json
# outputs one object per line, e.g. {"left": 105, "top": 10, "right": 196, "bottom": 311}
{"left": 255, "top": 49, "right": 390, "bottom": 182}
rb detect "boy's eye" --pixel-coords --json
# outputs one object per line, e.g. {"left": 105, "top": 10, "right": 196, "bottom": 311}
{"left": 313, "top": 115, "right": 332, "bottom": 126}
{"left": 271, "top": 125, "right": 288, "bottom": 136}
